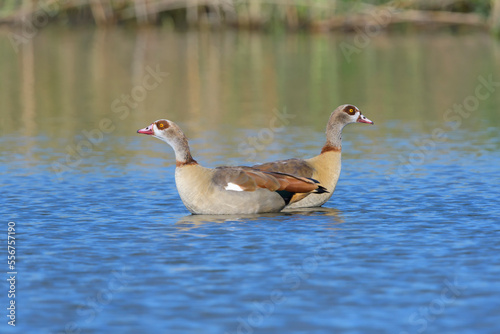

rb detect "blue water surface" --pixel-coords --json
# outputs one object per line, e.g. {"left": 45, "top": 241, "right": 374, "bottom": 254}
{"left": 1, "top": 123, "right": 499, "bottom": 334}
{"left": 1, "top": 28, "right": 500, "bottom": 334}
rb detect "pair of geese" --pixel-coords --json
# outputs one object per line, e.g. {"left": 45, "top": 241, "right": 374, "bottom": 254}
{"left": 137, "top": 104, "right": 373, "bottom": 215}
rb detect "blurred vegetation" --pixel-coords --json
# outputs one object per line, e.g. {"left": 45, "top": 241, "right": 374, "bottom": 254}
{"left": 0, "top": 0, "right": 499, "bottom": 34}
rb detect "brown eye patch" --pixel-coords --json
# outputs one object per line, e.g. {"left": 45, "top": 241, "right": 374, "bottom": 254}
{"left": 343, "top": 105, "right": 357, "bottom": 115}
{"left": 156, "top": 120, "right": 169, "bottom": 130}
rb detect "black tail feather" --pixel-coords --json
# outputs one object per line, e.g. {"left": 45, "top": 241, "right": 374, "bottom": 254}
{"left": 314, "top": 185, "right": 328, "bottom": 194}
{"left": 276, "top": 190, "right": 294, "bottom": 205}
{"left": 307, "top": 177, "right": 320, "bottom": 184}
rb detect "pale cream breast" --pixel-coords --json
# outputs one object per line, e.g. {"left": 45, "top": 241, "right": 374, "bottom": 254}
{"left": 175, "top": 164, "right": 215, "bottom": 214}
{"left": 286, "top": 151, "right": 341, "bottom": 208}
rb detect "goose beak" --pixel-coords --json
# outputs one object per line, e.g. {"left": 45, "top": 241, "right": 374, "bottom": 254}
{"left": 357, "top": 114, "right": 374, "bottom": 124}
{"left": 137, "top": 123, "right": 154, "bottom": 135}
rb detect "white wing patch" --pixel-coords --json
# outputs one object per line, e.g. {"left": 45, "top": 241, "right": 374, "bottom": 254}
{"left": 225, "top": 182, "right": 244, "bottom": 191}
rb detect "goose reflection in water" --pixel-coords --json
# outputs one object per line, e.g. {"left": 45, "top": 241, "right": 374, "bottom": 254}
{"left": 174, "top": 207, "right": 344, "bottom": 232}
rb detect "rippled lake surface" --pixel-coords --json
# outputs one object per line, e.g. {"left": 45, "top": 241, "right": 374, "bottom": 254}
{"left": 1, "top": 27, "right": 500, "bottom": 333}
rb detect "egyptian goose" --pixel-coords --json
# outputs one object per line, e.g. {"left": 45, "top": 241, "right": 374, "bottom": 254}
{"left": 253, "top": 104, "right": 373, "bottom": 209}
{"left": 137, "top": 119, "right": 327, "bottom": 215}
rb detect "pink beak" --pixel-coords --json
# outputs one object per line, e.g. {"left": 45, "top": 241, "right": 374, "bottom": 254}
{"left": 137, "top": 123, "right": 154, "bottom": 135}
{"left": 357, "top": 114, "right": 374, "bottom": 124}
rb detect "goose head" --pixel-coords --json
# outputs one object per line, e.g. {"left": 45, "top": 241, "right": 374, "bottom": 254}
{"left": 322, "top": 104, "right": 373, "bottom": 152}
{"left": 137, "top": 119, "right": 183, "bottom": 146}
{"left": 137, "top": 119, "right": 196, "bottom": 165}
{"left": 330, "top": 104, "right": 373, "bottom": 127}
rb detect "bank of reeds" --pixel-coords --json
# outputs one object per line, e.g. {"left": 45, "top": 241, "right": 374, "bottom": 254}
{"left": 1, "top": 0, "right": 499, "bottom": 33}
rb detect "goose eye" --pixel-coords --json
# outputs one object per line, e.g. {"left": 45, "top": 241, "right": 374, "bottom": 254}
{"left": 156, "top": 121, "right": 169, "bottom": 129}
{"left": 345, "top": 106, "right": 357, "bottom": 115}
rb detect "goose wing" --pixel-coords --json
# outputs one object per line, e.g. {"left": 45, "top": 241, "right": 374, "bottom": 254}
{"left": 212, "top": 167, "right": 326, "bottom": 205}
{"left": 252, "top": 159, "right": 315, "bottom": 179}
